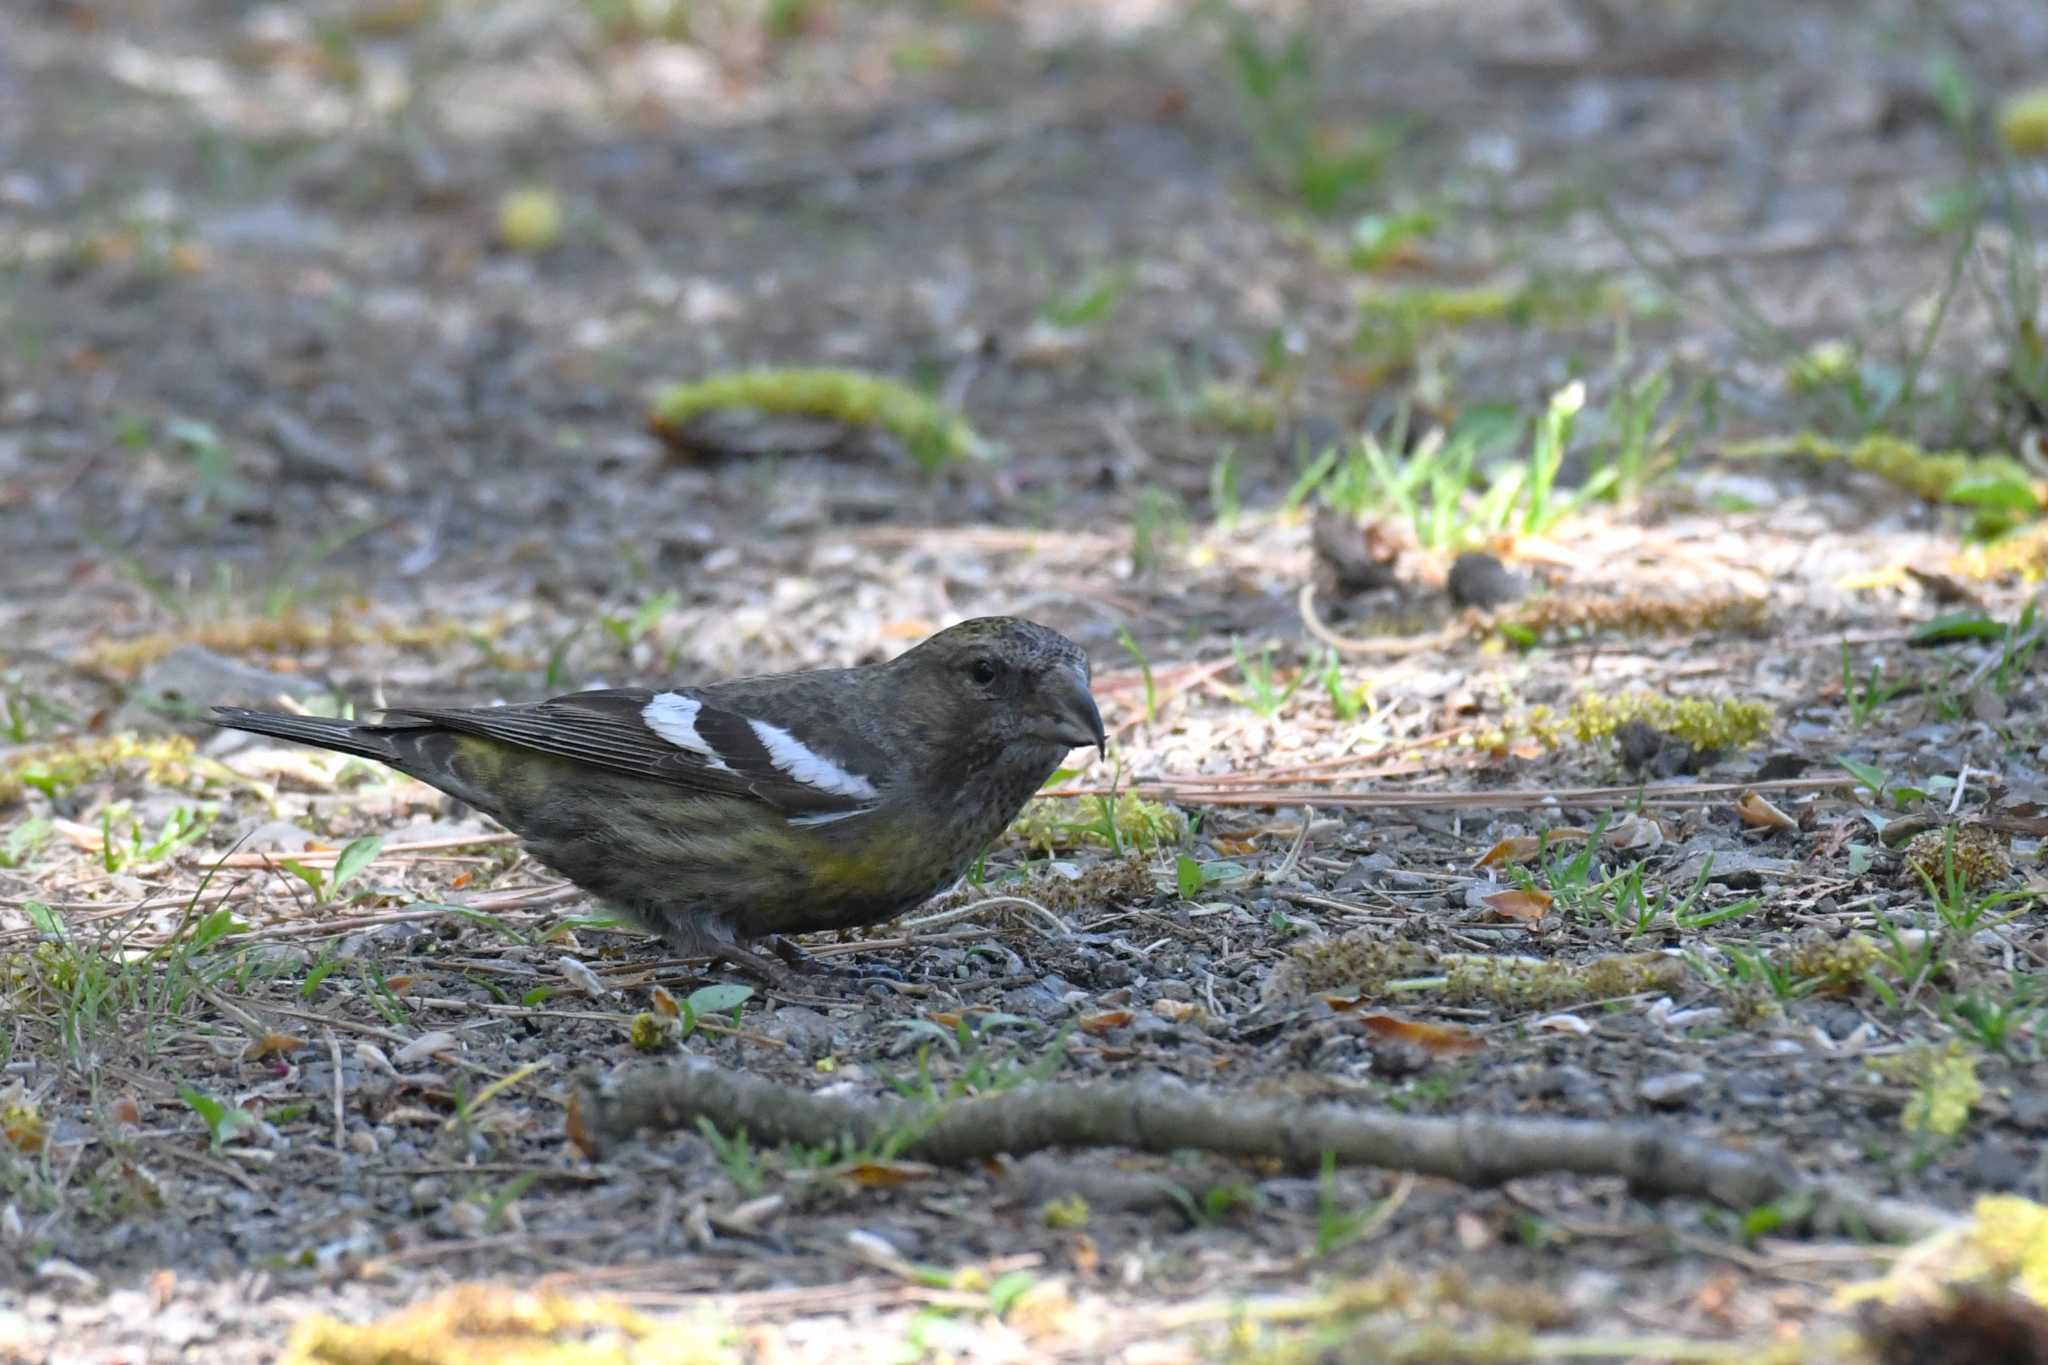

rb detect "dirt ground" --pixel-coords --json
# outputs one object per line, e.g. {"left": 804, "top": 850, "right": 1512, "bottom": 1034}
{"left": 5, "top": 1, "right": 2048, "bottom": 1360}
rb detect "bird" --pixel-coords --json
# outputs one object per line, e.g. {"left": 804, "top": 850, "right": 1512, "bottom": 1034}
{"left": 211, "top": 617, "right": 1104, "bottom": 986}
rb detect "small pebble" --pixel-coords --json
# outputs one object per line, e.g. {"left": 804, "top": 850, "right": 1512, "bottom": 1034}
{"left": 1637, "top": 1071, "right": 1706, "bottom": 1107}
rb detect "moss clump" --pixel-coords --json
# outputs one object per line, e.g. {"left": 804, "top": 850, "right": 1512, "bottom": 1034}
{"left": 1008, "top": 793, "right": 1184, "bottom": 855}
{"left": 0, "top": 734, "right": 204, "bottom": 806}
{"left": 1497, "top": 590, "right": 1769, "bottom": 642}
{"left": 1268, "top": 931, "right": 1439, "bottom": 1002}
{"left": 1721, "top": 431, "right": 2042, "bottom": 510}
{"left": 87, "top": 612, "right": 477, "bottom": 675}
{"left": 1279, "top": 942, "right": 1686, "bottom": 1011}
{"left": 1031, "top": 855, "right": 1159, "bottom": 910}
{"left": 1041, "top": 1195, "right": 1090, "bottom": 1229}
{"left": 496, "top": 185, "right": 562, "bottom": 252}
{"left": 1876, "top": 1040, "right": 1981, "bottom": 1139}
{"left": 648, "top": 368, "right": 998, "bottom": 470}
{"left": 1722, "top": 980, "right": 1783, "bottom": 1029}
{"left": 1197, "top": 383, "right": 1281, "bottom": 435}
{"left": 928, "top": 855, "right": 1160, "bottom": 922}
{"left": 1444, "top": 950, "right": 1686, "bottom": 1011}
{"left": 1953, "top": 521, "right": 2048, "bottom": 581}
{"left": 628, "top": 1011, "right": 679, "bottom": 1053}
{"left": 1901, "top": 825, "right": 2012, "bottom": 891}
{"left": 1483, "top": 692, "right": 1771, "bottom": 755}
{"left": 282, "top": 1284, "right": 734, "bottom": 1365}
{"left": 1355, "top": 275, "right": 1630, "bottom": 366}
{"left": 1562, "top": 692, "right": 1771, "bottom": 751}
{"left": 1998, "top": 86, "right": 2048, "bottom": 156}
{"left": 1779, "top": 932, "right": 1883, "bottom": 995}
{"left": 1, "top": 1081, "right": 47, "bottom": 1154}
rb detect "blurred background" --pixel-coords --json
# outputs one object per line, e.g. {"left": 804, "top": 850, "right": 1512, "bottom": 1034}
{"left": 6, "top": 0, "right": 2044, "bottom": 703}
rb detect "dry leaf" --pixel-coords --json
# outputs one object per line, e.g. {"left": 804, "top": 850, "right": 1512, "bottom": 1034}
{"left": 565, "top": 1090, "right": 599, "bottom": 1159}
{"left": 1069, "top": 1234, "right": 1100, "bottom": 1277}
{"left": 1806, "top": 821, "right": 1852, "bottom": 861}
{"left": 1736, "top": 791, "right": 1797, "bottom": 831}
{"left": 1007, "top": 1278, "right": 1077, "bottom": 1341}
{"left": 1357, "top": 1014, "right": 1486, "bottom": 1056}
{"left": 394, "top": 1031, "right": 458, "bottom": 1066}
{"left": 244, "top": 1032, "right": 309, "bottom": 1060}
{"left": 723, "top": 1194, "right": 784, "bottom": 1232}
{"left": 51, "top": 817, "right": 105, "bottom": 852}
{"left": 1481, "top": 888, "right": 1552, "bottom": 922}
{"left": 556, "top": 956, "right": 611, "bottom": 997}
{"left": 1077, "top": 1010, "right": 1134, "bottom": 1035}
{"left": 1602, "top": 813, "right": 1665, "bottom": 852}
{"left": 1455, "top": 1209, "right": 1496, "bottom": 1251}
{"left": 1475, "top": 828, "right": 1587, "bottom": 867}
{"left": 835, "top": 1160, "right": 937, "bottom": 1188}
{"left": 1, "top": 1082, "right": 45, "bottom": 1154}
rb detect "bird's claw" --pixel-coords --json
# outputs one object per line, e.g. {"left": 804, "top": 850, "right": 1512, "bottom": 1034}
{"left": 765, "top": 936, "right": 906, "bottom": 982}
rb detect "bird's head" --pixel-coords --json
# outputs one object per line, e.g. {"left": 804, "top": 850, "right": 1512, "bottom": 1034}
{"left": 890, "top": 617, "right": 1104, "bottom": 766}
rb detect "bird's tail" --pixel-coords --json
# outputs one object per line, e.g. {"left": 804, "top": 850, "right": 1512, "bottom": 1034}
{"left": 210, "top": 706, "right": 401, "bottom": 764}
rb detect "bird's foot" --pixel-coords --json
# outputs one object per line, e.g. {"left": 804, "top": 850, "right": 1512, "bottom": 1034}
{"left": 686, "top": 937, "right": 904, "bottom": 994}
{"left": 764, "top": 936, "right": 907, "bottom": 982}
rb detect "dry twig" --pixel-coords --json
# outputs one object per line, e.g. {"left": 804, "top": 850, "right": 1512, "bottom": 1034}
{"left": 575, "top": 1059, "right": 1956, "bottom": 1243}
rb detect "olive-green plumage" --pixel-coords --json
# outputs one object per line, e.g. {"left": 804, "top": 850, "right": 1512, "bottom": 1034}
{"left": 212, "top": 617, "right": 1102, "bottom": 984}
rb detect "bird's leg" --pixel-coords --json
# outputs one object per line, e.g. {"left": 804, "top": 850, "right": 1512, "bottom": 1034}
{"left": 765, "top": 936, "right": 906, "bottom": 982}
{"left": 647, "top": 907, "right": 798, "bottom": 992}
{"left": 647, "top": 906, "right": 902, "bottom": 989}
{"left": 709, "top": 939, "right": 800, "bottom": 992}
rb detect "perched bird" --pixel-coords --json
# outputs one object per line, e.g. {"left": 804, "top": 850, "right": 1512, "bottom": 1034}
{"left": 213, "top": 617, "right": 1103, "bottom": 985}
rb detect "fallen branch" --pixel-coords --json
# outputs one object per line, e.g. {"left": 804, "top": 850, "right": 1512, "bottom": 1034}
{"left": 573, "top": 1059, "right": 1957, "bottom": 1244}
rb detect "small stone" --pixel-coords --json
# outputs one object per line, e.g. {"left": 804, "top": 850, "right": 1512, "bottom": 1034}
{"left": 1313, "top": 509, "right": 1400, "bottom": 595}
{"left": 408, "top": 1177, "right": 447, "bottom": 1213}
{"left": 2009, "top": 1090, "right": 2048, "bottom": 1133}
{"left": 1726, "top": 1071, "right": 1782, "bottom": 1109}
{"left": 1637, "top": 1071, "right": 1705, "bottom": 1108}
{"left": 760, "top": 1006, "right": 836, "bottom": 1051}
{"left": 1448, "top": 552, "right": 1524, "bottom": 608}
{"left": 1752, "top": 752, "right": 1812, "bottom": 781}
{"left": 1129, "top": 1014, "right": 1180, "bottom": 1043}
{"left": 1675, "top": 845, "right": 1796, "bottom": 889}
{"left": 1007, "top": 986, "right": 1073, "bottom": 1019}
{"left": 1521, "top": 1063, "right": 1605, "bottom": 1105}
{"left": 1969, "top": 1142, "right": 2033, "bottom": 1191}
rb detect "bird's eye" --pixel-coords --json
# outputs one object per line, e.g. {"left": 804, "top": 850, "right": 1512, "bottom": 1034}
{"left": 971, "top": 657, "right": 1000, "bottom": 686}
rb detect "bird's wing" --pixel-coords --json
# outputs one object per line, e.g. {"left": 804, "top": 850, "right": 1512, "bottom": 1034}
{"left": 379, "top": 687, "right": 883, "bottom": 819}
